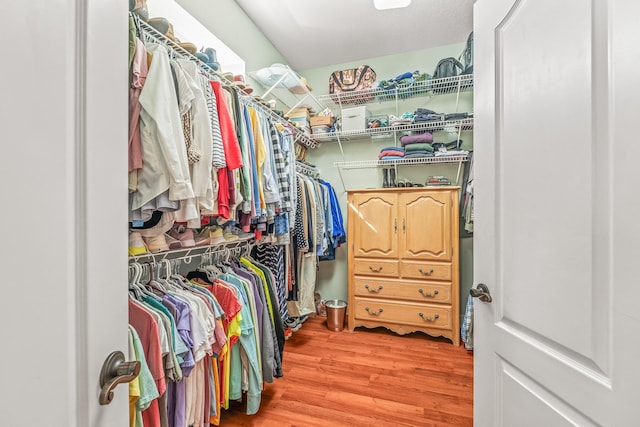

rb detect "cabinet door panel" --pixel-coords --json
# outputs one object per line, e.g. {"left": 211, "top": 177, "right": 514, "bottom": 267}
{"left": 349, "top": 192, "right": 398, "bottom": 258}
{"left": 400, "top": 191, "right": 453, "bottom": 261}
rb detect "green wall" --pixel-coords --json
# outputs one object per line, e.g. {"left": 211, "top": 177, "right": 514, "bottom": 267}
{"left": 299, "top": 44, "right": 475, "bottom": 319}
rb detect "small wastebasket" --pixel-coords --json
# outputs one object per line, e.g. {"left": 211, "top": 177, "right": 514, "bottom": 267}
{"left": 325, "top": 299, "right": 347, "bottom": 331}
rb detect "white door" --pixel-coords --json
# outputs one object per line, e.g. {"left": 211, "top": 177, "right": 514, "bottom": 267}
{"left": 1, "top": 1, "right": 129, "bottom": 426}
{"left": 474, "top": 0, "right": 640, "bottom": 425}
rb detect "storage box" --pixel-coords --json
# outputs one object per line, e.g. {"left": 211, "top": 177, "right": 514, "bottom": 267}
{"left": 341, "top": 106, "right": 368, "bottom": 132}
{"left": 310, "top": 116, "right": 334, "bottom": 127}
{"left": 287, "top": 107, "right": 311, "bottom": 119}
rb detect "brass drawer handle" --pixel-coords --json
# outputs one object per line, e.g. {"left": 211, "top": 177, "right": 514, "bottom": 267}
{"left": 364, "top": 284, "right": 384, "bottom": 293}
{"left": 418, "top": 288, "right": 439, "bottom": 297}
{"left": 369, "top": 266, "right": 383, "bottom": 273}
{"left": 418, "top": 268, "right": 434, "bottom": 276}
{"left": 419, "top": 313, "right": 440, "bottom": 322}
{"left": 365, "top": 306, "right": 384, "bottom": 316}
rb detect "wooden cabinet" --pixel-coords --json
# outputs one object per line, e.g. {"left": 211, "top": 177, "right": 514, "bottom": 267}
{"left": 347, "top": 187, "right": 460, "bottom": 345}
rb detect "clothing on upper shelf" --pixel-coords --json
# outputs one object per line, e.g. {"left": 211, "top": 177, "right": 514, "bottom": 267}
{"left": 399, "top": 132, "right": 433, "bottom": 146}
{"left": 128, "top": 29, "right": 303, "bottom": 243}
{"left": 404, "top": 143, "right": 434, "bottom": 152}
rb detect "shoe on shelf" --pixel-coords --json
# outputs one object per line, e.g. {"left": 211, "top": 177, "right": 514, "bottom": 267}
{"left": 164, "top": 232, "right": 182, "bottom": 250}
{"left": 222, "top": 226, "right": 239, "bottom": 242}
{"left": 128, "top": 231, "right": 147, "bottom": 256}
{"left": 200, "top": 225, "right": 226, "bottom": 245}
{"left": 168, "top": 224, "right": 196, "bottom": 248}
{"left": 225, "top": 226, "right": 255, "bottom": 241}
{"left": 143, "top": 234, "right": 169, "bottom": 253}
{"left": 194, "top": 232, "right": 211, "bottom": 247}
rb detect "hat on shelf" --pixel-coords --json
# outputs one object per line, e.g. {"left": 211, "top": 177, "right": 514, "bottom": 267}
{"left": 178, "top": 42, "right": 197, "bottom": 55}
{"left": 130, "top": 0, "right": 149, "bottom": 21}
{"left": 148, "top": 17, "right": 176, "bottom": 42}
{"left": 196, "top": 52, "right": 209, "bottom": 63}
{"left": 201, "top": 47, "right": 220, "bottom": 71}
{"left": 232, "top": 75, "right": 254, "bottom": 94}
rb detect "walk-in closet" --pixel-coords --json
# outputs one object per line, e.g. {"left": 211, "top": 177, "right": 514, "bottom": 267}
{"left": 6, "top": 0, "right": 640, "bottom": 426}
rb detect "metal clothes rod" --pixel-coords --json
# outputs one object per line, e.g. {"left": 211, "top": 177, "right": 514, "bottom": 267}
{"left": 128, "top": 239, "right": 256, "bottom": 264}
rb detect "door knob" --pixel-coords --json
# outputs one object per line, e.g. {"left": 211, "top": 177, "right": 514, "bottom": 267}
{"left": 470, "top": 283, "right": 492, "bottom": 303}
{"left": 99, "top": 351, "right": 141, "bottom": 405}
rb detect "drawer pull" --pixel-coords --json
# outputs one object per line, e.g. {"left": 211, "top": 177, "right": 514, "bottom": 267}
{"left": 419, "top": 313, "right": 440, "bottom": 322}
{"left": 418, "top": 268, "right": 434, "bottom": 276}
{"left": 418, "top": 288, "right": 439, "bottom": 297}
{"left": 365, "top": 307, "right": 384, "bottom": 316}
{"left": 364, "top": 284, "right": 384, "bottom": 293}
{"left": 369, "top": 266, "right": 383, "bottom": 273}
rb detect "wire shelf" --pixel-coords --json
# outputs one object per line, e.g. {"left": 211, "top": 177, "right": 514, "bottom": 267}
{"left": 128, "top": 238, "right": 256, "bottom": 263}
{"left": 333, "top": 154, "right": 469, "bottom": 170}
{"left": 132, "top": 13, "right": 319, "bottom": 149}
{"left": 295, "top": 160, "right": 319, "bottom": 177}
{"left": 317, "top": 74, "right": 474, "bottom": 106}
{"left": 313, "top": 117, "right": 474, "bottom": 142}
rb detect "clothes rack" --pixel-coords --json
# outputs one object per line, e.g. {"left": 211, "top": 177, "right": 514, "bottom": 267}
{"left": 132, "top": 12, "right": 318, "bottom": 149}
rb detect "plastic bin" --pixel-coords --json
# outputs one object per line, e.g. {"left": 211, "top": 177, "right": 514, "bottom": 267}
{"left": 325, "top": 299, "right": 347, "bottom": 331}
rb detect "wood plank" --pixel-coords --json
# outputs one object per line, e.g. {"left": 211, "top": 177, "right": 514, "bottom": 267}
{"left": 220, "top": 316, "right": 473, "bottom": 426}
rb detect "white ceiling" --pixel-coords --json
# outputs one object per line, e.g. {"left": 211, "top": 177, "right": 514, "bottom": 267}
{"left": 234, "top": 0, "right": 474, "bottom": 71}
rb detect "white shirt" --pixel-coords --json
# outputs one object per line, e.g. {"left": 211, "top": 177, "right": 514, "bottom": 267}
{"left": 133, "top": 43, "right": 194, "bottom": 210}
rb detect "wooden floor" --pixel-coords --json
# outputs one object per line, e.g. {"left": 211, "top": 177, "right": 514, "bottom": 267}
{"left": 220, "top": 316, "right": 474, "bottom": 426}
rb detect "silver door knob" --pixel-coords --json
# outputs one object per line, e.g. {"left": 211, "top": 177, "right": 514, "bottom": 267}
{"left": 470, "top": 283, "right": 492, "bottom": 303}
{"left": 99, "top": 351, "right": 141, "bottom": 405}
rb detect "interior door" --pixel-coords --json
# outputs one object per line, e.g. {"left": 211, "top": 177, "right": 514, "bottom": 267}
{"left": 2, "top": 1, "right": 130, "bottom": 426}
{"left": 349, "top": 191, "right": 399, "bottom": 258}
{"left": 474, "top": 0, "right": 640, "bottom": 425}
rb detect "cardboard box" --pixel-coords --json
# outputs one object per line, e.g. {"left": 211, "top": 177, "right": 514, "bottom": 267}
{"left": 287, "top": 107, "right": 311, "bottom": 119}
{"left": 310, "top": 116, "right": 334, "bottom": 127}
{"left": 341, "top": 106, "right": 368, "bottom": 132}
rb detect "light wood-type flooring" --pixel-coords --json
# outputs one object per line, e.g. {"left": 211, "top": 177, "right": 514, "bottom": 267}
{"left": 220, "top": 315, "right": 474, "bottom": 426}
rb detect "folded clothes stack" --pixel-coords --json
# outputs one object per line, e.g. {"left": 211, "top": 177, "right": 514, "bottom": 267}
{"left": 399, "top": 132, "right": 433, "bottom": 146}
{"left": 399, "top": 133, "right": 435, "bottom": 158}
{"left": 404, "top": 142, "right": 434, "bottom": 158}
{"left": 378, "top": 146, "right": 405, "bottom": 160}
{"left": 414, "top": 108, "right": 443, "bottom": 122}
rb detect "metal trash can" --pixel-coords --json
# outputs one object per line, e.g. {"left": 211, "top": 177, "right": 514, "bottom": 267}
{"left": 325, "top": 299, "right": 347, "bottom": 331}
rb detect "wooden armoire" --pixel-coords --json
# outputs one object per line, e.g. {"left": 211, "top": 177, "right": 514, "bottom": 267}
{"left": 347, "top": 187, "right": 460, "bottom": 345}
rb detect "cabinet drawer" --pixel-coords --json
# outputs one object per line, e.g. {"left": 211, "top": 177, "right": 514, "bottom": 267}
{"left": 400, "top": 261, "right": 452, "bottom": 281}
{"left": 353, "top": 259, "right": 399, "bottom": 278}
{"left": 353, "top": 278, "right": 451, "bottom": 303}
{"left": 353, "top": 297, "right": 451, "bottom": 330}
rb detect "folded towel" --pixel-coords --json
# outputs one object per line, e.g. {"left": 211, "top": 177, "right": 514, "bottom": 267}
{"left": 379, "top": 155, "right": 405, "bottom": 161}
{"left": 400, "top": 133, "right": 433, "bottom": 146}
{"left": 404, "top": 143, "right": 434, "bottom": 152}
{"left": 379, "top": 150, "right": 405, "bottom": 159}
{"left": 380, "top": 146, "right": 405, "bottom": 152}
{"left": 405, "top": 152, "right": 435, "bottom": 158}
{"left": 405, "top": 150, "right": 433, "bottom": 155}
